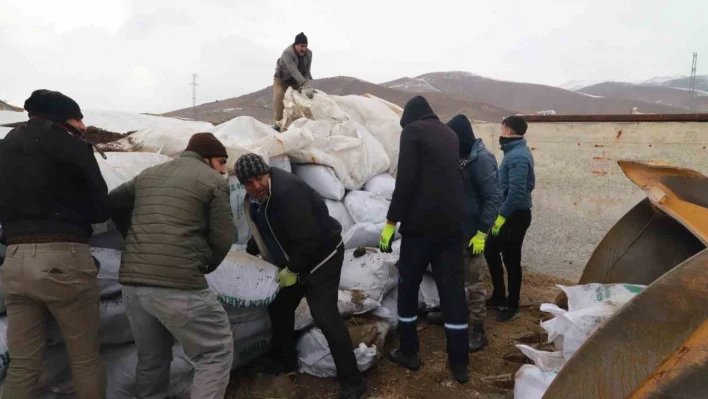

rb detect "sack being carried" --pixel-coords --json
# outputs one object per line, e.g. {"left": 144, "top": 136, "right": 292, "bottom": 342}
{"left": 206, "top": 252, "right": 280, "bottom": 308}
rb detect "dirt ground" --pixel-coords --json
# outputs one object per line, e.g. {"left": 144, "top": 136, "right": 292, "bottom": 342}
{"left": 225, "top": 270, "right": 573, "bottom": 399}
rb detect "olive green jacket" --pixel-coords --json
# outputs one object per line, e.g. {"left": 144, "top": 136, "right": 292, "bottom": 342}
{"left": 109, "top": 151, "right": 235, "bottom": 290}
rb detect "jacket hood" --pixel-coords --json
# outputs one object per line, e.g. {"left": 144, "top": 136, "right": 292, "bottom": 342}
{"left": 463, "top": 138, "right": 486, "bottom": 164}
{"left": 400, "top": 96, "right": 437, "bottom": 128}
{"left": 446, "top": 114, "right": 476, "bottom": 158}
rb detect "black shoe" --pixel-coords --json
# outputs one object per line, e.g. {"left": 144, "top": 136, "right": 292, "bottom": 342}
{"left": 388, "top": 348, "right": 421, "bottom": 371}
{"left": 426, "top": 311, "right": 444, "bottom": 325}
{"left": 468, "top": 322, "right": 489, "bottom": 352}
{"left": 496, "top": 306, "right": 520, "bottom": 322}
{"left": 450, "top": 364, "right": 469, "bottom": 384}
{"left": 339, "top": 380, "right": 367, "bottom": 399}
{"left": 485, "top": 296, "right": 506, "bottom": 309}
{"left": 272, "top": 124, "right": 281, "bottom": 132}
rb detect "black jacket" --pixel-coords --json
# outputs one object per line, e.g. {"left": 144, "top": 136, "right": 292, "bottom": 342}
{"left": 0, "top": 118, "right": 111, "bottom": 239}
{"left": 387, "top": 96, "right": 465, "bottom": 237}
{"left": 245, "top": 167, "right": 342, "bottom": 274}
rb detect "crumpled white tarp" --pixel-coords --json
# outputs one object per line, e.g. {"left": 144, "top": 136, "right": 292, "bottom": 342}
{"left": 330, "top": 95, "right": 402, "bottom": 176}
{"left": 283, "top": 90, "right": 390, "bottom": 190}
{"left": 84, "top": 109, "right": 213, "bottom": 134}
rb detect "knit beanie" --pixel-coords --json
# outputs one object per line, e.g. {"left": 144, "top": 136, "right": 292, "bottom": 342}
{"left": 502, "top": 116, "right": 528, "bottom": 135}
{"left": 235, "top": 153, "right": 271, "bottom": 184}
{"left": 294, "top": 32, "right": 308, "bottom": 46}
{"left": 185, "top": 133, "right": 228, "bottom": 158}
{"left": 446, "top": 114, "right": 476, "bottom": 158}
{"left": 24, "top": 89, "right": 83, "bottom": 124}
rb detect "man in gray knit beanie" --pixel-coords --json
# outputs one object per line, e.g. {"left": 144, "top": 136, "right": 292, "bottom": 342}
{"left": 234, "top": 153, "right": 366, "bottom": 399}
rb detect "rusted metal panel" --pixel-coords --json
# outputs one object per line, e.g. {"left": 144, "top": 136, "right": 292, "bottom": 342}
{"left": 521, "top": 114, "right": 708, "bottom": 123}
{"left": 549, "top": 161, "right": 708, "bottom": 398}
{"left": 544, "top": 248, "right": 708, "bottom": 399}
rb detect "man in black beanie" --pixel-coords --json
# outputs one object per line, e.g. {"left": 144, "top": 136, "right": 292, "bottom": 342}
{"left": 235, "top": 153, "right": 366, "bottom": 399}
{"left": 444, "top": 114, "right": 501, "bottom": 351}
{"left": 0, "top": 90, "right": 110, "bottom": 398}
{"left": 272, "top": 32, "right": 314, "bottom": 131}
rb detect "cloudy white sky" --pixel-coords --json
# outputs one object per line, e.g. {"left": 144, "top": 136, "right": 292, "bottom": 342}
{"left": 1, "top": 0, "right": 706, "bottom": 113}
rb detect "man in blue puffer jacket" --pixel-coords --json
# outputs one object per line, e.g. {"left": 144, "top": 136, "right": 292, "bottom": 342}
{"left": 485, "top": 116, "right": 535, "bottom": 322}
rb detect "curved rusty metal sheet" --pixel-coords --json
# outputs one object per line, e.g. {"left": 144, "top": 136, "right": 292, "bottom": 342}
{"left": 577, "top": 161, "right": 707, "bottom": 286}
{"left": 544, "top": 248, "right": 708, "bottom": 399}
{"left": 578, "top": 198, "right": 704, "bottom": 286}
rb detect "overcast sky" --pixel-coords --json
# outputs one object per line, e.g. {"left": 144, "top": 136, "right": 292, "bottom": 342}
{"left": 1, "top": 0, "right": 706, "bottom": 113}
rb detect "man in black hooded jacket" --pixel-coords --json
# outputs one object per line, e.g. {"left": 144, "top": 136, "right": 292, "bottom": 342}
{"left": 379, "top": 96, "right": 470, "bottom": 383}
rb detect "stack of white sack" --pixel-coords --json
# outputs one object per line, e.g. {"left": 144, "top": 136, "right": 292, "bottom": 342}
{"left": 514, "top": 283, "right": 646, "bottom": 399}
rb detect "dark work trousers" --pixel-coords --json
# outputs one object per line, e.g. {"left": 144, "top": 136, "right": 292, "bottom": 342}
{"left": 484, "top": 209, "right": 532, "bottom": 308}
{"left": 397, "top": 234, "right": 469, "bottom": 367}
{"left": 267, "top": 246, "right": 362, "bottom": 387}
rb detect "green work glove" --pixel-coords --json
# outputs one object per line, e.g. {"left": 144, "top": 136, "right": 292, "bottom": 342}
{"left": 468, "top": 231, "right": 487, "bottom": 255}
{"left": 277, "top": 267, "right": 298, "bottom": 288}
{"left": 379, "top": 223, "right": 396, "bottom": 253}
{"left": 491, "top": 215, "right": 507, "bottom": 236}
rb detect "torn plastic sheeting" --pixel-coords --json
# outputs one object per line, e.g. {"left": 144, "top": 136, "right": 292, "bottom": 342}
{"left": 284, "top": 90, "right": 391, "bottom": 190}
{"left": 331, "top": 95, "right": 402, "bottom": 177}
{"left": 514, "top": 364, "right": 558, "bottom": 399}
{"left": 516, "top": 345, "right": 566, "bottom": 373}
{"left": 294, "top": 290, "right": 380, "bottom": 331}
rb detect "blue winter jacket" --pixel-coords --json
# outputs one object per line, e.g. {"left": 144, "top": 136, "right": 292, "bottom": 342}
{"left": 498, "top": 138, "right": 535, "bottom": 217}
{"left": 461, "top": 139, "right": 502, "bottom": 239}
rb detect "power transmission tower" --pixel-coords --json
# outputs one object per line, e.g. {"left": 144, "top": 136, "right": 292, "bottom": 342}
{"left": 688, "top": 53, "right": 697, "bottom": 111}
{"left": 190, "top": 74, "right": 199, "bottom": 118}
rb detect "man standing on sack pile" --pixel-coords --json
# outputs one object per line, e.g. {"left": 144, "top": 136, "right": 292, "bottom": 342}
{"left": 109, "top": 133, "right": 235, "bottom": 399}
{"left": 0, "top": 90, "right": 110, "bottom": 399}
{"left": 379, "top": 96, "right": 470, "bottom": 384}
{"left": 272, "top": 32, "right": 315, "bottom": 132}
{"left": 235, "top": 153, "right": 366, "bottom": 399}
{"left": 484, "top": 116, "right": 535, "bottom": 322}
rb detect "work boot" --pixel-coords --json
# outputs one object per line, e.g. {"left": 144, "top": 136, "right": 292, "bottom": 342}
{"left": 388, "top": 348, "right": 421, "bottom": 371}
{"left": 485, "top": 296, "right": 506, "bottom": 309}
{"left": 271, "top": 124, "right": 281, "bottom": 132}
{"left": 496, "top": 306, "right": 520, "bottom": 322}
{"left": 425, "top": 311, "right": 444, "bottom": 325}
{"left": 468, "top": 322, "right": 489, "bottom": 352}
{"left": 450, "top": 364, "right": 470, "bottom": 384}
{"left": 338, "top": 379, "right": 367, "bottom": 399}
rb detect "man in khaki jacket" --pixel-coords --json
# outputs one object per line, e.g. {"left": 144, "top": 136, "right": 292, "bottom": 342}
{"left": 272, "top": 32, "right": 314, "bottom": 131}
{"left": 109, "top": 133, "right": 235, "bottom": 399}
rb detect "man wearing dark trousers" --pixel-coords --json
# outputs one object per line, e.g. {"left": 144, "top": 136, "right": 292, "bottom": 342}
{"left": 485, "top": 116, "right": 535, "bottom": 322}
{"left": 236, "top": 153, "right": 366, "bottom": 399}
{"left": 379, "top": 96, "right": 470, "bottom": 383}
{"left": 446, "top": 114, "right": 501, "bottom": 351}
{"left": 272, "top": 32, "right": 314, "bottom": 131}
